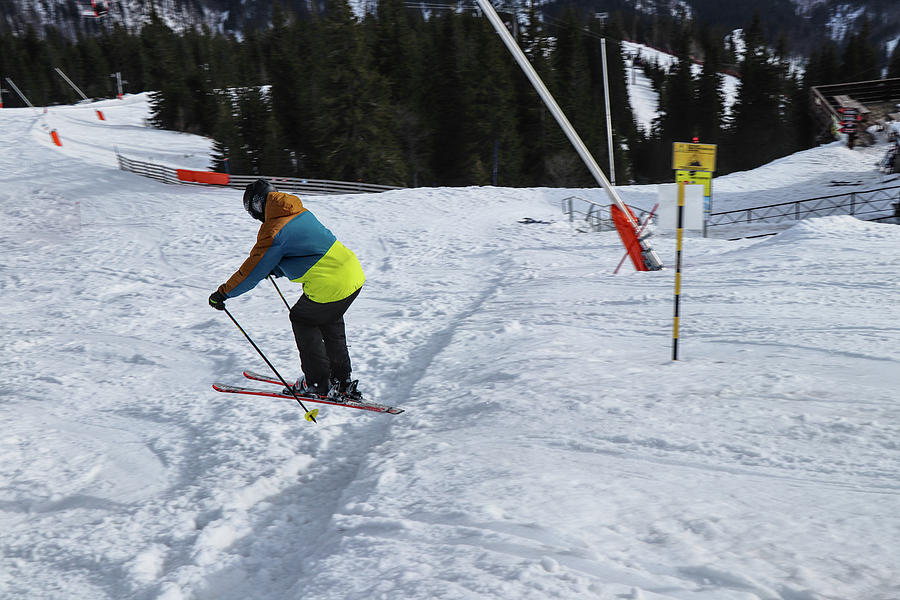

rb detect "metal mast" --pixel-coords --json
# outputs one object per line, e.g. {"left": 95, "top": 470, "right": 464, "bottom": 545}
{"left": 473, "top": 0, "right": 663, "bottom": 270}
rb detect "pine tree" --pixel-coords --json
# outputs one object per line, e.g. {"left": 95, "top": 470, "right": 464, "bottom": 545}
{"left": 515, "top": 0, "right": 554, "bottom": 186}
{"left": 260, "top": 108, "right": 293, "bottom": 174}
{"left": 313, "top": 0, "right": 406, "bottom": 185}
{"left": 694, "top": 26, "right": 725, "bottom": 144}
{"left": 73, "top": 33, "right": 108, "bottom": 98}
{"left": 546, "top": 7, "right": 596, "bottom": 187}
{"left": 210, "top": 92, "right": 241, "bottom": 172}
{"left": 659, "top": 25, "right": 696, "bottom": 145}
{"left": 266, "top": 5, "right": 311, "bottom": 175}
{"left": 20, "top": 25, "right": 59, "bottom": 105}
{"left": 840, "top": 19, "right": 879, "bottom": 82}
{"left": 370, "top": 0, "right": 429, "bottom": 186}
{"left": 788, "top": 70, "right": 815, "bottom": 151}
{"left": 371, "top": 0, "right": 419, "bottom": 102}
{"left": 804, "top": 41, "right": 841, "bottom": 88}
{"left": 422, "top": 12, "right": 469, "bottom": 185}
{"left": 0, "top": 28, "right": 31, "bottom": 108}
{"left": 207, "top": 31, "right": 242, "bottom": 90}
{"left": 101, "top": 23, "right": 144, "bottom": 95}
{"left": 235, "top": 86, "right": 272, "bottom": 174}
{"left": 140, "top": 3, "right": 177, "bottom": 91}
{"left": 460, "top": 14, "right": 523, "bottom": 185}
{"left": 727, "top": 14, "right": 789, "bottom": 172}
{"left": 144, "top": 9, "right": 188, "bottom": 130}
{"left": 771, "top": 32, "right": 802, "bottom": 159}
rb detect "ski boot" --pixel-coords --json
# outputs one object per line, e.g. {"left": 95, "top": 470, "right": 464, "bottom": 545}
{"left": 283, "top": 376, "right": 329, "bottom": 398}
{"left": 329, "top": 378, "right": 364, "bottom": 402}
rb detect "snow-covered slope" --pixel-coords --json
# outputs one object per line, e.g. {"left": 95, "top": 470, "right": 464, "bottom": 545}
{"left": 1, "top": 96, "right": 898, "bottom": 600}
{"left": 622, "top": 40, "right": 741, "bottom": 134}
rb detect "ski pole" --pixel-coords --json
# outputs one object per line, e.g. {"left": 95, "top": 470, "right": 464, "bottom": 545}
{"left": 268, "top": 275, "right": 291, "bottom": 310}
{"left": 221, "top": 306, "right": 318, "bottom": 423}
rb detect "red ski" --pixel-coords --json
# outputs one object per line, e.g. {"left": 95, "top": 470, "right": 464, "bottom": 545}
{"left": 212, "top": 377, "right": 403, "bottom": 415}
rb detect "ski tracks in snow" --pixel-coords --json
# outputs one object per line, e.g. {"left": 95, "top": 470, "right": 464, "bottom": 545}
{"left": 116, "top": 190, "right": 533, "bottom": 600}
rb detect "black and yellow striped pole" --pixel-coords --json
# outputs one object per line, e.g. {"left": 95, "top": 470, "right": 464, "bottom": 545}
{"left": 672, "top": 181, "right": 685, "bottom": 360}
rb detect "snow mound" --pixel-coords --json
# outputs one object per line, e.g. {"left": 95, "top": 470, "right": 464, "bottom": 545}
{"left": 714, "top": 142, "right": 879, "bottom": 193}
{"left": 771, "top": 215, "right": 898, "bottom": 242}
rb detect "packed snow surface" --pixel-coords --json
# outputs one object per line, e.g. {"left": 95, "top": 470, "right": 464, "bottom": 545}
{"left": 1, "top": 95, "right": 899, "bottom": 600}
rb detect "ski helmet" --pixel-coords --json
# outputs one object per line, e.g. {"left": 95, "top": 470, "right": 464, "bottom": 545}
{"left": 243, "top": 178, "right": 277, "bottom": 221}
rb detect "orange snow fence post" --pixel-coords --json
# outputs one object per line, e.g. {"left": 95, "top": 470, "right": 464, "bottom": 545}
{"left": 611, "top": 203, "right": 648, "bottom": 272}
{"left": 96, "top": 109, "right": 105, "bottom": 121}
{"left": 176, "top": 169, "right": 230, "bottom": 186}
{"left": 50, "top": 130, "right": 62, "bottom": 146}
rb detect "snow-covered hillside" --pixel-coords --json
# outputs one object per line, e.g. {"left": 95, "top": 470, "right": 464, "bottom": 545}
{"left": 622, "top": 40, "right": 741, "bottom": 134}
{"left": 1, "top": 96, "right": 898, "bottom": 600}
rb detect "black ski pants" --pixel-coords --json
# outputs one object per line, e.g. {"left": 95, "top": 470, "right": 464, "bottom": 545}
{"left": 289, "top": 288, "right": 361, "bottom": 391}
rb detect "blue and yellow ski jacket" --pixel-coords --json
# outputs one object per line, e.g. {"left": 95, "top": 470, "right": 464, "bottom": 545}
{"left": 217, "top": 192, "right": 365, "bottom": 303}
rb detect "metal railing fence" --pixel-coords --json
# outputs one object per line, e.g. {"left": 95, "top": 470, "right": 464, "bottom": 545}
{"left": 562, "top": 184, "right": 900, "bottom": 236}
{"left": 117, "top": 154, "right": 181, "bottom": 184}
{"left": 226, "top": 174, "right": 402, "bottom": 195}
{"left": 708, "top": 185, "right": 900, "bottom": 228}
{"left": 116, "top": 153, "right": 403, "bottom": 195}
{"left": 562, "top": 195, "right": 655, "bottom": 232}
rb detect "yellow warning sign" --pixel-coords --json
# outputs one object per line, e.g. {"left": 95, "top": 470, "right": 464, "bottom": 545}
{"left": 675, "top": 169, "right": 713, "bottom": 196}
{"left": 672, "top": 143, "right": 717, "bottom": 172}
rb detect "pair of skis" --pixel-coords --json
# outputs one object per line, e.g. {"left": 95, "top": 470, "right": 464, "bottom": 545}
{"left": 212, "top": 371, "right": 404, "bottom": 415}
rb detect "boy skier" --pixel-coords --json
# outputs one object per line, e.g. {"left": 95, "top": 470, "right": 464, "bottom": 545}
{"left": 209, "top": 179, "right": 365, "bottom": 400}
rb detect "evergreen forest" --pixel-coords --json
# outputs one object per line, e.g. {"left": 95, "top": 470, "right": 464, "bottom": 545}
{"left": 2, "top": 1, "right": 899, "bottom": 187}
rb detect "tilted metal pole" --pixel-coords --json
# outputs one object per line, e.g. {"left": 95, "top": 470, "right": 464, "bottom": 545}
{"left": 5, "top": 78, "right": 34, "bottom": 108}
{"left": 54, "top": 68, "right": 90, "bottom": 101}
{"left": 473, "top": 0, "right": 662, "bottom": 270}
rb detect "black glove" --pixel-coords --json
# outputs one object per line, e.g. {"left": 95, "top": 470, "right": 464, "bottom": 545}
{"left": 208, "top": 290, "right": 227, "bottom": 311}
